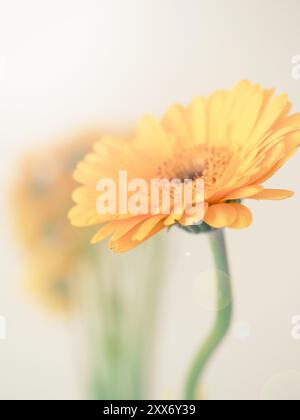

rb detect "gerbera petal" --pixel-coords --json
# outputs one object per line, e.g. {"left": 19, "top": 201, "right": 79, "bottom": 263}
{"left": 230, "top": 85, "right": 263, "bottom": 147}
{"left": 162, "top": 104, "right": 192, "bottom": 145}
{"left": 189, "top": 97, "right": 207, "bottom": 145}
{"left": 137, "top": 116, "right": 169, "bottom": 149}
{"left": 111, "top": 215, "right": 149, "bottom": 242}
{"left": 133, "top": 215, "right": 165, "bottom": 241}
{"left": 204, "top": 203, "right": 237, "bottom": 228}
{"left": 246, "top": 93, "right": 290, "bottom": 146}
{"left": 72, "top": 186, "right": 96, "bottom": 204}
{"left": 275, "top": 113, "right": 300, "bottom": 130}
{"left": 208, "top": 90, "right": 227, "bottom": 146}
{"left": 257, "top": 142, "right": 286, "bottom": 173}
{"left": 223, "top": 185, "right": 263, "bottom": 201}
{"left": 228, "top": 203, "right": 253, "bottom": 229}
{"left": 229, "top": 81, "right": 259, "bottom": 142}
{"left": 110, "top": 221, "right": 165, "bottom": 253}
{"left": 68, "top": 205, "right": 106, "bottom": 227}
{"left": 256, "top": 126, "right": 298, "bottom": 156}
{"left": 91, "top": 222, "right": 121, "bottom": 244}
{"left": 250, "top": 189, "right": 294, "bottom": 200}
{"left": 253, "top": 134, "right": 300, "bottom": 184}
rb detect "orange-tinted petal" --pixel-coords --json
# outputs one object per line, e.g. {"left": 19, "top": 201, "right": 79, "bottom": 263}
{"left": 91, "top": 222, "right": 121, "bottom": 244}
{"left": 110, "top": 221, "right": 165, "bottom": 253}
{"left": 228, "top": 204, "right": 253, "bottom": 229}
{"left": 250, "top": 189, "right": 294, "bottom": 200}
{"left": 162, "top": 104, "right": 192, "bottom": 145}
{"left": 230, "top": 85, "right": 263, "bottom": 147}
{"left": 111, "top": 216, "right": 149, "bottom": 242}
{"left": 133, "top": 215, "right": 165, "bottom": 241}
{"left": 189, "top": 97, "right": 207, "bottom": 145}
{"left": 68, "top": 205, "right": 106, "bottom": 227}
{"left": 223, "top": 185, "right": 263, "bottom": 201}
{"left": 208, "top": 90, "right": 227, "bottom": 147}
{"left": 72, "top": 186, "right": 96, "bottom": 205}
{"left": 204, "top": 203, "right": 237, "bottom": 228}
{"left": 247, "top": 93, "right": 290, "bottom": 147}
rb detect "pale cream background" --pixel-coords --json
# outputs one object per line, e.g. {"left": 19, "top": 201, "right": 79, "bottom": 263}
{"left": 1, "top": 0, "right": 300, "bottom": 400}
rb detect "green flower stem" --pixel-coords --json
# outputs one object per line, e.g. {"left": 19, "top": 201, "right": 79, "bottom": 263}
{"left": 184, "top": 229, "right": 233, "bottom": 400}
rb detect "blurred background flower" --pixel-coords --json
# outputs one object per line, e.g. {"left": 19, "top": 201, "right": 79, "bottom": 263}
{"left": 11, "top": 131, "right": 99, "bottom": 313}
{"left": 10, "top": 132, "right": 165, "bottom": 399}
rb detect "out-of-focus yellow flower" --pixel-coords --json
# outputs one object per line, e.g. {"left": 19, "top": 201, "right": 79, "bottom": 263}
{"left": 12, "top": 130, "right": 100, "bottom": 312}
{"left": 24, "top": 254, "right": 75, "bottom": 313}
{"left": 69, "top": 81, "right": 300, "bottom": 252}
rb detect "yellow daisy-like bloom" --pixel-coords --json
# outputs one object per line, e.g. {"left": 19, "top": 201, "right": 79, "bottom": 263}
{"left": 24, "top": 254, "right": 75, "bottom": 313}
{"left": 69, "top": 81, "right": 300, "bottom": 252}
{"left": 12, "top": 131, "right": 100, "bottom": 312}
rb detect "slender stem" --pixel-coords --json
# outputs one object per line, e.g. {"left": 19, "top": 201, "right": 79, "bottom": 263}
{"left": 184, "top": 229, "right": 233, "bottom": 400}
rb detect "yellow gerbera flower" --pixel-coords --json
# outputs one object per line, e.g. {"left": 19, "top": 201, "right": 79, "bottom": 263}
{"left": 69, "top": 81, "right": 300, "bottom": 252}
{"left": 12, "top": 130, "right": 100, "bottom": 312}
{"left": 24, "top": 254, "right": 75, "bottom": 314}
{"left": 12, "top": 131, "right": 99, "bottom": 253}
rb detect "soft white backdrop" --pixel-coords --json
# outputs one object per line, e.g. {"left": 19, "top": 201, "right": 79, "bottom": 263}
{"left": 1, "top": 0, "right": 300, "bottom": 400}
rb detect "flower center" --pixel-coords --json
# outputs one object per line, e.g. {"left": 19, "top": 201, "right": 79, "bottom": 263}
{"left": 157, "top": 145, "right": 232, "bottom": 192}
